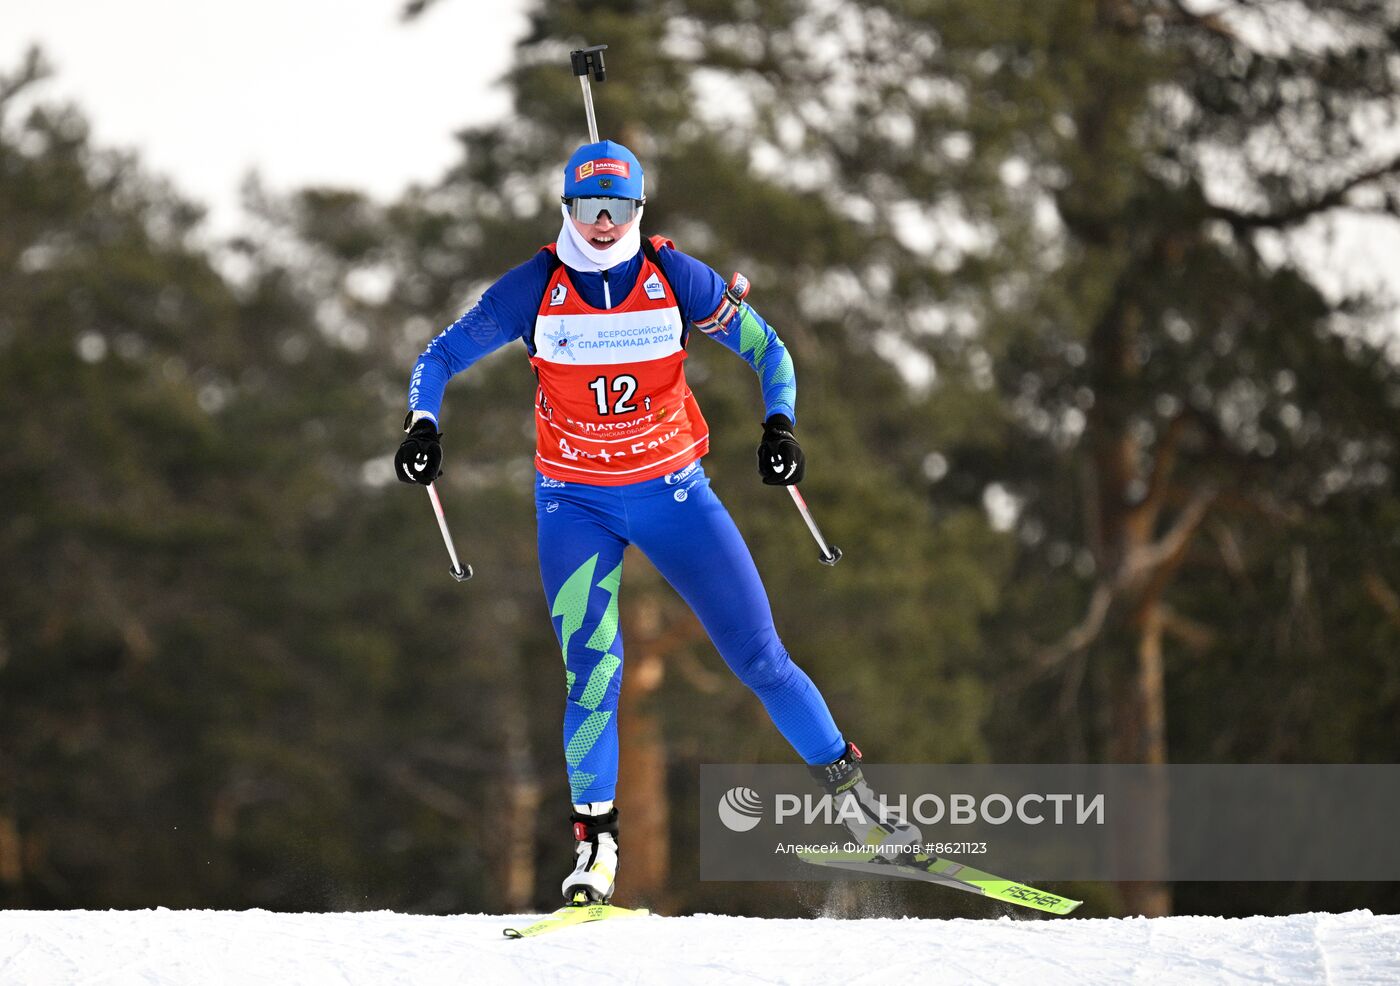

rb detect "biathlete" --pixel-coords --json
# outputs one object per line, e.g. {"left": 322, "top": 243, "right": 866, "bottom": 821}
{"left": 395, "top": 140, "right": 914, "bottom": 904}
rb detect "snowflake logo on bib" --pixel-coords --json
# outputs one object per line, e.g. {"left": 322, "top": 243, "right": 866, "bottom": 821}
{"left": 542, "top": 322, "right": 577, "bottom": 361}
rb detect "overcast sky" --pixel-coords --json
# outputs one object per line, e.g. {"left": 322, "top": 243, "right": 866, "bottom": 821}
{"left": 6, "top": 1, "right": 1398, "bottom": 333}
{"left": 5, "top": 0, "right": 529, "bottom": 233}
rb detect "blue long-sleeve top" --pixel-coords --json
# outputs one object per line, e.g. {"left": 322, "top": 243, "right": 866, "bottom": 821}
{"left": 407, "top": 243, "right": 796, "bottom": 426}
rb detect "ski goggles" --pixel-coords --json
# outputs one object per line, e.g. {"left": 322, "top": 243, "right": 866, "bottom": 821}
{"left": 564, "top": 196, "right": 642, "bottom": 225}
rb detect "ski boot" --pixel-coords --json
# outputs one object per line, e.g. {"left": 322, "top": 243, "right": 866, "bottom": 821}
{"left": 562, "top": 801, "right": 619, "bottom": 903}
{"left": 808, "top": 742, "right": 922, "bottom": 859}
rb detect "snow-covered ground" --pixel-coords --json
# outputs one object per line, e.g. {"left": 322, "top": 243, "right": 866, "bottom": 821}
{"left": 2, "top": 907, "right": 1398, "bottom": 985}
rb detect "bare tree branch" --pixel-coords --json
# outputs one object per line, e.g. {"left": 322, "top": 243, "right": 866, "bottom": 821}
{"left": 1208, "top": 153, "right": 1400, "bottom": 231}
{"left": 1208, "top": 520, "right": 1249, "bottom": 578}
{"left": 1363, "top": 569, "right": 1400, "bottom": 632}
{"left": 1137, "top": 412, "right": 1195, "bottom": 535}
{"left": 0, "top": 46, "right": 51, "bottom": 115}
{"left": 383, "top": 761, "right": 473, "bottom": 822}
{"left": 1163, "top": 0, "right": 1242, "bottom": 43}
{"left": 1159, "top": 603, "right": 1216, "bottom": 652}
{"left": 1036, "top": 581, "right": 1115, "bottom": 669}
{"left": 400, "top": 0, "right": 444, "bottom": 22}
{"left": 1121, "top": 487, "right": 1218, "bottom": 586}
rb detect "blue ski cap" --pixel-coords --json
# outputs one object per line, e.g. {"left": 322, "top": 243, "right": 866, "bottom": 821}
{"left": 563, "top": 140, "right": 645, "bottom": 200}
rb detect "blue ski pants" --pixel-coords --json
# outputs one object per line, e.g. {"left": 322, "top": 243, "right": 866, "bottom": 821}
{"left": 535, "top": 461, "right": 846, "bottom": 803}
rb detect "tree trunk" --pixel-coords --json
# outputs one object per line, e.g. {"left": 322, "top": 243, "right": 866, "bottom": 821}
{"left": 616, "top": 560, "right": 671, "bottom": 909}
{"left": 492, "top": 643, "right": 539, "bottom": 914}
{"left": 1086, "top": 284, "right": 1178, "bottom": 917}
{"left": 0, "top": 814, "right": 21, "bottom": 891}
{"left": 1111, "top": 600, "right": 1172, "bottom": 917}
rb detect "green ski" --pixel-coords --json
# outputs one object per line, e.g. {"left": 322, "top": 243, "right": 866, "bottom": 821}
{"left": 503, "top": 895, "right": 651, "bottom": 939}
{"left": 800, "top": 850, "right": 1082, "bottom": 915}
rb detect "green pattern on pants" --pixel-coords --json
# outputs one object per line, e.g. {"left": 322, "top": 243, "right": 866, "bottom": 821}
{"left": 549, "top": 556, "right": 625, "bottom": 803}
{"left": 579, "top": 654, "right": 622, "bottom": 712}
{"left": 551, "top": 553, "right": 599, "bottom": 666}
{"left": 566, "top": 710, "right": 613, "bottom": 766}
{"left": 569, "top": 772, "right": 597, "bottom": 800}
{"left": 584, "top": 563, "right": 623, "bottom": 653}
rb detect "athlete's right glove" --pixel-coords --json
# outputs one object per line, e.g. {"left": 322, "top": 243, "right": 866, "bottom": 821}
{"left": 395, "top": 418, "right": 443, "bottom": 485}
{"left": 757, "top": 414, "right": 805, "bottom": 486}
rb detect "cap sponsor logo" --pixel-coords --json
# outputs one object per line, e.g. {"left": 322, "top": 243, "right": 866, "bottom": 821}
{"left": 575, "top": 158, "right": 631, "bottom": 182}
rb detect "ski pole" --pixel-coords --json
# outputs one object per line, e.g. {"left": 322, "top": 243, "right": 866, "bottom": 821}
{"left": 426, "top": 482, "right": 472, "bottom": 582}
{"left": 786, "top": 485, "right": 843, "bottom": 566}
{"left": 570, "top": 44, "right": 608, "bottom": 143}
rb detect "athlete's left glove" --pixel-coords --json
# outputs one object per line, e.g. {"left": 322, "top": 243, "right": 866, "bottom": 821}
{"left": 757, "top": 414, "right": 805, "bottom": 486}
{"left": 395, "top": 417, "right": 443, "bottom": 485}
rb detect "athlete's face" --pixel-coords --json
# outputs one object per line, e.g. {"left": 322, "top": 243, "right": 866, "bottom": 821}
{"left": 571, "top": 208, "right": 637, "bottom": 250}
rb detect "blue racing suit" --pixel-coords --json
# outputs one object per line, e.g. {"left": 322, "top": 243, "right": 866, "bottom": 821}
{"left": 408, "top": 241, "right": 846, "bottom": 802}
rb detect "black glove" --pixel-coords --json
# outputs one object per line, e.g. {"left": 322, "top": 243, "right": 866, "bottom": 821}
{"left": 395, "top": 418, "right": 443, "bottom": 486}
{"left": 757, "top": 414, "right": 805, "bottom": 486}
